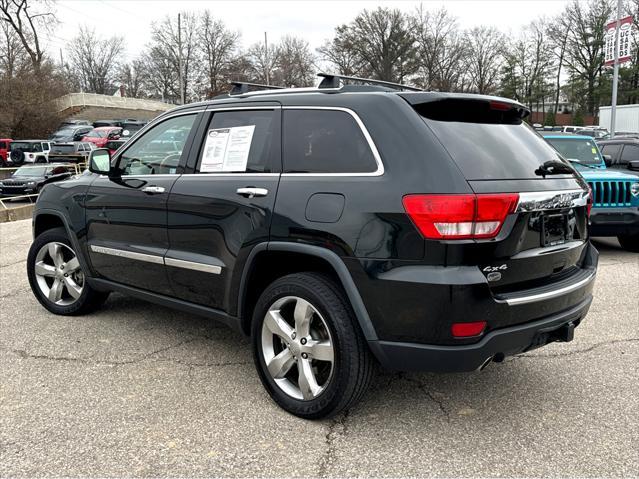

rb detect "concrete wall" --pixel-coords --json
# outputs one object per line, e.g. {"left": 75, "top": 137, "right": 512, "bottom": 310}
{"left": 0, "top": 204, "right": 34, "bottom": 223}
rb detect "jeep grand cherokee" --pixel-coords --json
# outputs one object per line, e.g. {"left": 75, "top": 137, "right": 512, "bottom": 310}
{"left": 27, "top": 75, "right": 597, "bottom": 419}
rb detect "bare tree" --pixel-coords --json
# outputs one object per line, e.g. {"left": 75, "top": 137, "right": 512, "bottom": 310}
{"left": 199, "top": 11, "right": 240, "bottom": 97}
{"left": 150, "top": 12, "right": 199, "bottom": 103}
{"left": 317, "top": 25, "right": 366, "bottom": 76}
{"left": 246, "top": 41, "right": 279, "bottom": 84}
{"left": 330, "top": 7, "right": 418, "bottom": 83}
{"left": 0, "top": 0, "right": 55, "bottom": 71}
{"left": 0, "top": 17, "right": 28, "bottom": 77}
{"left": 465, "top": 26, "right": 506, "bottom": 94}
{"left": 547, "top": 16, "right": 572, "bottom": 115}
{"left": 118, "top": 58, "right": 147, "bottom": 98}
{"left": 413, "top": 7, "right": 467, "bottom": 91}
{"left": 140, "top": 45, "right": 178, "bottom": 102}
{"left": 563, "top": 0, "right": 613, "bottom": 115}
{"left": 274, "top": 35, "right": 315, "bottom": 87}
{"left": 67, "top": 27, "right": 124, "bottom": 94}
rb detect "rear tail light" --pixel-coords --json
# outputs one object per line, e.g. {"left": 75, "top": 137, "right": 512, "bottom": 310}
{"left": 402, "top": 193, "right": 519, "bottom": 240}
{"left": 452, "top": 321, "right": 487, "bottom": 338}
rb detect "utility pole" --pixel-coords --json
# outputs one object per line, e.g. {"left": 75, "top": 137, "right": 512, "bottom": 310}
{"left": 610, "top": 0, "right": 622, "bottom": 135}
{"left": 264, "top": 31, "right": 269, "bottom": 85}
{"left": 59, "top": 48, "right": 64, "bottom": 68}
{"left": 178, "top": 12, "right": 185, "bottom": 105}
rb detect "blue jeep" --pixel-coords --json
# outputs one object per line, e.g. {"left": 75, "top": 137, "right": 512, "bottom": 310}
{"left": 542, "top": 133, "right": 639, "bottom": 252}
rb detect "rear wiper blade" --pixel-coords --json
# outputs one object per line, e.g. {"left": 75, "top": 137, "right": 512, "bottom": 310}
{"left": 565, "top": 158, "right": 600, "bottom": 169}
{"left": 535, "top": 160, "right": 574, "bottom": 177}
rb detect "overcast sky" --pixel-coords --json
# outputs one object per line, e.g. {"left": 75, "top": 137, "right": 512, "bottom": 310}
{"left": 48, "top": 0, "right": 573, "bottom": 63}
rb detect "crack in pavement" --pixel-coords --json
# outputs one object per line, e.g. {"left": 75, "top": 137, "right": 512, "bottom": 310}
{"left": 399, "top": 373, "right": 451, "bottom": 423}
{"left": 317, "top": 409, "right": 349, "bottom": 478}
{"left": 510, "top": 337, "right": 639, "bottom": 360}
{"left": 4, "top": 337, "right": 226, "bottom": 367}
{"left": 0, "top": 258, "right": 27, "bottom": 268}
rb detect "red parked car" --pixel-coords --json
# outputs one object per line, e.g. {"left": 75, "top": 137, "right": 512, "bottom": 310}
{"left": 81, "top": 127, "right": 122, "bottom": 148}
{"left": 0, "top": 138, "right": 13, "bottom": 166}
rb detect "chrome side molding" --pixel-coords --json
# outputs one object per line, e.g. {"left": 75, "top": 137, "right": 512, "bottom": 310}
{"left": 516, "top": 189, "right": 589, "bottom": 212}
{"left": 164, "top": 257, "right": 222, "bottom": 274}
{"left": 89, "top": 245, "right": 164, "bottom": 265}
{"left": 90, "top": 245, "right": 222, "bottom": 275}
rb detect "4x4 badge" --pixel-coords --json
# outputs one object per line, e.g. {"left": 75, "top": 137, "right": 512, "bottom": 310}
{"left": 483, "top": 264, "right": 507, "bottom": 273}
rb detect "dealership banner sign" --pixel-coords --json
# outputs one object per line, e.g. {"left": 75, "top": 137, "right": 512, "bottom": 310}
{"left": 604, "top": 15, "right": 635, "bottom": 66}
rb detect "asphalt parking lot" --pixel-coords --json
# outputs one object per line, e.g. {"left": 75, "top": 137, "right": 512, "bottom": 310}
{"left": 1, "top": 218, "right": 637, "bottom": 477}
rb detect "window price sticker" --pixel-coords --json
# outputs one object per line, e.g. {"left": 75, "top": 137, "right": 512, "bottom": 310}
{"left": 201, "top": 125, "right": 256, "bottom": 172}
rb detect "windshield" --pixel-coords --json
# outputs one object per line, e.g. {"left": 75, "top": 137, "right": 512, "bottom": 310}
{"left": 14, "top": 166, "right": 47, "bottom": 176}
{"left": 86, "top": 130, "right": 107, "bottom": 138}
{"left": 545, "top": 138, "right": 603, "bottom": 165}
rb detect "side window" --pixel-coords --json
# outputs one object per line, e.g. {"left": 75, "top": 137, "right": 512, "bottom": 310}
{"left": 117, "top": 114, "right": 196, "bottom": 175}
{"left": 32, "top": 143, "right": 42, "bottom": 152}
{"left": 197, "top": 109, "right": 276, "bottom": 173}
{"left": 282, "top": 109, "right": 377, "bottom": 173}
{"left": 601, "top": 144, "right": 622, "bottom": 162}
{"left": 619, "top": 145, "right": 639, "bottom": 165}
{"left": 0, "top": 142, "right": 6, "bottom": 149}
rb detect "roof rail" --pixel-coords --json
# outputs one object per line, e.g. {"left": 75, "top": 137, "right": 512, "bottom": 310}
{"left": 317, "top": 73, "right": 422, "bottom": 92}
{"left": 229, "top": 81, "right": 286, "bottom": 95}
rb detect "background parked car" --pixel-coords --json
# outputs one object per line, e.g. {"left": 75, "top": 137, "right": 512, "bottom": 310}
{"left": 60, "top": 119, "right": 91, "bottom": 127}
{"left": 598, "top": 138, "right": 639, "bottom": 176}
{"left": 119, "top": 120, "right": 147, "bottom": 139}
{"left": 48, "top": 142, "right": 96, "bottom": 163}
{"left": 49, "top": 125, "right": 93, "bottom": 143}
{"left": 8, "top": 140, "right": 51, "bottom": 165}
{"left": 104, "top": 139, "right": 127, "bottom": 156}
{"left": 575, "top": 128, "right": 610, "bottom": 140}
{"left": 0, "top": 138, "right": 12, "bottom": 166}
{"left": 81, "top": 127, "right": 123, "bottom": 148}
{"left": 0, "top": 163, "right": 74, "bottom": 197}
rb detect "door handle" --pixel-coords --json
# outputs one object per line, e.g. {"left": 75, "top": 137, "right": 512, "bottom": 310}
{"left": 141, "top": 186, "right": 165, "bottom": 194}
{"left": 236, "top": 187, "right": 268, "bottom": 198}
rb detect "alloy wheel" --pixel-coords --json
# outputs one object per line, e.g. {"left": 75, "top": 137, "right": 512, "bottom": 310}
{"left": 34, "top": 242, "right": 84, "bottom": 306}
{"left": 261, "top": 296, "right": 335, "bottom": 400}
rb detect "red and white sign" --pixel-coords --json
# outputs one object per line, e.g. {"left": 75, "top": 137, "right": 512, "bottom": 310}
{"left": 604, "top": 15, "right": 635, "bottom": 66}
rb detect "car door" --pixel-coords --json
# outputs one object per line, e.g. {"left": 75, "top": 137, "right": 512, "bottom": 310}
{"left": 84, "top": 111, "right": 202, "bottom": 295}
{"left": 165, "top": 104, "right": 281, "bottom": 311}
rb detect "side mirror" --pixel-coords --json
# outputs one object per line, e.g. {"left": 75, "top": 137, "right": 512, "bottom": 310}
{"left": 628, "top": 160, "right": 639, "bottom": 172}
{"left": 73, "top": 134, "right": 83, "bottom": 141}
{"left": 603, "top": 155, "right": 612, "bottom": 167}
{"left": 88, "top": 148, "right": 111, "bottom": 175}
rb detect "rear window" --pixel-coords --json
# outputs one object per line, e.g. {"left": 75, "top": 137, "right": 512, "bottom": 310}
{"left": 417, "top": 102, "right": 564, "bottom": 180}
{"left": 545, "top": 138, "right": 603, "bottom": 165}
{"left": 51, "top": 145, "right": 76, "bottom": 154}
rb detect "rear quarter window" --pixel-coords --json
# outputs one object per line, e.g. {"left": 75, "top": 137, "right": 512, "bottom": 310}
{"left": 282, "top": 109, "right": 377, "bottom": 173}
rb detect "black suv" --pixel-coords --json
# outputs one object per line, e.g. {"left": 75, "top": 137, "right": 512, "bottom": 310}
{"left": 27, "top": 75, "right": 598, "bottom": 419}
{"left": 598, "top": 137, "right": 639, "bottom": 175}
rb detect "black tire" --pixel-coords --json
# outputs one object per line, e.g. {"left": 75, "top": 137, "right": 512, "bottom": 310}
{"left": 27, "top": 227, "right": 109, "bottom": 315}
{"left": 252, "top": 272, "right": 375, "bottom": 419}
{"left": 618, "top": 234, "right": 639, "bottom": 252}
{"left": 10, "top": 149, "right": 24, "bottom": 165}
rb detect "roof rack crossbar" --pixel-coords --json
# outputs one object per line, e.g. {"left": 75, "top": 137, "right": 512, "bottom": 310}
{"left": 229, "top": 81, "right": 286, "bottom": 95}
{"left": 317, "top": 73, "right": 422, "bottom": 92}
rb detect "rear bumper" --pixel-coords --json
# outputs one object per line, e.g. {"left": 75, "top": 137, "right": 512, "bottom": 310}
{"left": 589, "top": 207, "right": 639, "bottom": 236}
{"left": 369, "top": 295, "right": 592, "bottom": 372}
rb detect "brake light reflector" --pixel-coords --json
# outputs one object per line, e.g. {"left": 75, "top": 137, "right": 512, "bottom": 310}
{"left": 452, "top": 321, "right": 487, "bottom": 338}
{"left": 402, "top": 193, "right": 519, "bottom": 240}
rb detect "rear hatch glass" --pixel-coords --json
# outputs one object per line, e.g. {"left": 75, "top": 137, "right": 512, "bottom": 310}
{"left": 411, "top": 98, "right": 572, "bottom": 180}
{"left": 51, "top": 145, "right": 76, "bottom": 154}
